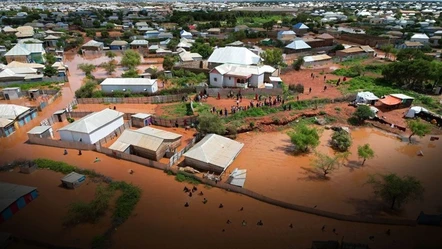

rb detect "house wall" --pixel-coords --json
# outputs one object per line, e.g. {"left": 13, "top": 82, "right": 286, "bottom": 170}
{"left": 59, "top": 116, "right": 124, "bottom": 144}
{"left": 249, "top": 74, "right": 264, "bottom": 88}
{"left": 184, "top": 157, "right": 224, "bottom": 174}
{"left": 210, "top": 73, "right": 224, "bottom": 87}
{"left": 410, "top": 38, "right": 429, "bottom": 44}
{"left": 132, "top": 146, "right": 159, "bottom": 161}
{"left": 28, "top": 129, "right": 53, "bottom": 139}
{"left": 131, "top": 116, "right": 152, "bottom": 128}
{"left": 16, "top": 109, "right": 37, "bottom": 127}
{"left": 101, "top": 82, "right": 158, "bottom": 93}
{"left": 5, "top": 55, "right": 29, "bottom": 64}
{"left": 2, "top": 89, "right": 21, "bottom": 100}
{"left": 223, "top": 76, "right": 236, "bottom": 87}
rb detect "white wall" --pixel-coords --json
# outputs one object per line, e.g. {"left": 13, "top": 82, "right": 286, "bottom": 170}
{"left": 223, "top": 76, "right": 235, "bottom": 87}
{"left": 59, "top": 117, "right": 124, "bottom": 144}
{"left": 249, "top": 74, "right": 264, "bottom": 88}
{"left": 410, "top": 38, "right": 429, "bottom": 44}
{"left": 101, "top": 82, "right": 158, "bottom": 94}
{"left": 210, "top": 73, "right": 223, "bottom": 87}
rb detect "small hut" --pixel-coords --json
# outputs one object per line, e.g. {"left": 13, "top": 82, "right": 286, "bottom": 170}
{"left": 19, "top": 161, "right": 38, "bottom": 174}
{"left": 53, "top": 109, "right": 67, "bottom": 122}
{"left": 27, "top": 126, "right": 53, "bottom": 140}
{"left": 61, "top": 172, "right": 86, "bottom": 189}
{"left": 131, "top": 113, "right": 152, "bottom": 128}
{"left": 2, "top": 88, "right": 22, "bottom": 100}
{"left": 28, "top": 89, "right": 40, "bottom": 100}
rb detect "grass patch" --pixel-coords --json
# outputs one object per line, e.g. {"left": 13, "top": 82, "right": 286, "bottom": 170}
{"left": 159, "top": 102, "right": 212, "bottom": 118}
{"left": 340, "top": 57, "right": 367, "bottom": 67}
{"left": 341, "top": 76, "right": 442, "bottom": 114}
{"left": 236, "top": 15, "right": 285, "bottom": 27}
{"left": 332, "top": 68, "right": 360, "bottom": 78}
{"left": 108, "top": 181, "right": 142, "bottom": 225}
{"left": 175, "top": 172, "right": 201, "bottom": 185}
{"left": 2, "top": 81, "right": 62, "bottom": 91}
{"left": 34, "top": 158, "right": 101, "bottom": 177}
{"left": 225, "top": 106, "right": 281, "bottom": 122}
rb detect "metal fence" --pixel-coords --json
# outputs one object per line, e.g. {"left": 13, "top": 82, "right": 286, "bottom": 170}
{"left": 98, "top": 147, "right": 168, "bottom": 170}
{"left": 151, "top": 115, "right": 198, "bottom": 127}
{"left": 76, "top": 94, "right": 188, "bottom": 104}
{"left": 168, "top": 133, "right": 203, "bottom": 167}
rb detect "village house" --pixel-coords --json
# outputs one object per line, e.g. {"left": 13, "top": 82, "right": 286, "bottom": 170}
{"left": 4, "top": 43, "right": 46, "bottom": 64}
{"left": 335, "top": 45, "right": 375, "bottom": 61}
{"left": 226, "top": 41, "right": 244, "bottom": 47}
{"left": 277, "top": 30, "right": 297, "bottom": 43}
{"left": 27, "top": 126, "right": 54, "bottom": 140}
{"left": 44, "top": 35, "right": 61, "bottom": 48}
{"left": 109, "top": 40, "right": 129, "bottom": 50}
{"left": 209, "top": 63, "right": 276, "bottom": 88}
{"left": 81, "top": 40, "right": 104, "bottom": 51}
{"left": 109, "top": 127, "right": 182, "bottom": 161}
{"left": 303, "top": 54, "right": 333, "bottom": 67}
{"left": 179, "top": 51, "right": 203, "bottom": 62}
{"left": 180, "top": 30, "right": 193, "bottom": 39}
{"left": 61, "top": 172, "right": 86, "bottom": 189}
{"left": 207, "top": 46, "right": 262, "bottom": 69}
{"left": 0, "top": 104, "right": 38, "bottom": 137}
{"left": 207, "top": 28, "right": 221, "bottom": 35}
{"left": 15, "top": 26, "right": 34, "bottom": 39}
{"left": 58, "top": 108, "right": 124, "bottom": 144}
{"left": 379, "top": 94, "right": 414, "bottom": 109}
{"left": 284, "top": 39, "right": 312, "bottom": 54}
{"left": 100, "top": 78, "right": 158, "bottom": 94}
{"left": 292, "top": 22, "right": 309, "bottom": 35}
{"left": 130, "top": 113, "right": 152, "bottom": 128}
{"left": 183, "top": 134, "right": 244, "bottom": 175}
{"left": 144, "top": 30, "right": 160, "bottom": 39}
{"left": 0, "top": 182, "right": 38, "bottom": 223}
{"left": 396, "top": 41, "right": 424, "bottom": 49}
{"left": 410, "top": 33, "right": 430, "bottom": 44}
{"left": 130, "top": 40, "right": 149, "bottom": 49}
{"left": 1, "top": 87, "right": 22, "bottom": 100}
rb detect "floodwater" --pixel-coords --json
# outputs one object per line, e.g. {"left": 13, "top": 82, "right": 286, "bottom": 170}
{"left": 230, "top": 127, "right": 442, "bottom": 219}
{"left": 1, "top": 52, "right": 442, "bottom": 248}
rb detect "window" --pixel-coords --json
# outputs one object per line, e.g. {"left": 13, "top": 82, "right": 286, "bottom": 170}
{"left": 214, "top": 78, "right": 217, "bottom": 82}
{"left": 229, "top": 77, "right": 231, "bottom": 80}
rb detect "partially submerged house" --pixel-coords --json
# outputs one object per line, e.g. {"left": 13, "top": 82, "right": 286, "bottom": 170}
{"left": 4, "top": 43, "right": 46, "bottom": 64}
{"left": 27, "top": 125, "right": 54, "bottom": 140}
{"left": 227, "top": 168, "right": 247, "bottom": 188}
{"left": 131, "top": 113, "right": 152, "bottom": 127}
{"left": 183, "top": 134, "right": 244, "bottom": 174}
{"left": 2, "top": 87, "right": 22, "bottom": 100}
{"left": 58, "top": 108, "right": 124, "bottom": 144}
{"left": 100, "top": 78, "right": 158, "bottom": 94}
{"left": 293, "top": 22, "right": 309, "bottom": 35}
{"left": 0, "top": 182, "right": 38, "bottom": 224}
{"left": 208, "top": 47, "right": 262, "bottom": 69}
{"left": 0, "top": 104, "right": 37, "bottom": 137}
{"left": 277, "top": 30, "right": 297, "bottom": 43}
{"left": 81, "top": 40, "right": 104, "bottom": 51}
{"left": 209, "top": 63, "right": 276, "bottom": 88}
{"left": 109, "top": 127, "right": 182, "bottom": 161}
{"left": 61, "top": 172, "right": 86, "bottom": 189}
{"left": 109, "top": 40, "right": 128, "bottom": 50}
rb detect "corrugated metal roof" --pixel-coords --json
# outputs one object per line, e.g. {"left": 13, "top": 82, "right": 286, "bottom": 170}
{"left": 27, "top": 125, "right": 51, "bottom": 134}
{"left": 0, "top": 182, "right": 36, "bottom": 212}
{"left": 303, "top": 54, "right": 332, "bottom": 62}
{"left": 360, "top": 45, "right": 375, "bottom": 53}
{"left": 5, "top": 44, "right": 31, "bottom": 56}
{"left": 0, "top": 118, "right": 14, "bottom": 128}
{"left": 228, "top": 168, "right": 247, "bottom": 187}
{"left": 184, "top": 134, "right": 244, "bottom": 171}
{"left": 8, "top": 67, "right": 37, "bottom": 74}
{"left": 58, "top": 108, "right": 124, "bottom": 134}
{"left": 62, "top": 172, "right": 85, "bottom": 183}
{"left": 340, "top": 47, "right": 364, "bottom": 54}
{"left": 82, "top": 40, "right": 104, "bottom": 48}
{"left": 293, "top": 23, "right": 309, "bottom": 29}
{"left": 285, "top": 39, "right": 311, "bottom": 50}
{"left": 0, "top": 104, "right": 30, "bottom": 120}
{"left": 6, "top": 61, "right": 44, "bottom": 69}
{"left": 137, "top": 126, "right": 182, "bottom": 140}
{"left": 130, "top": 40, "right": 149, "bottom": 45}
{"left": 110, "top": 40, "right": 128, "bottom": 46}
{"left": 208, "top": 47, "right": 261, "bottom": 65}
{"left": 132, "top": 113, "right": 151, "bottom": 119}
{"left": 100, "top": 78, "right": 156, "bottom": 86}
{"left": 212, "top": 63, "right": 275, "bottom": 76}
{"left": 390, "top": 94, "right": 414, "bottom": 100}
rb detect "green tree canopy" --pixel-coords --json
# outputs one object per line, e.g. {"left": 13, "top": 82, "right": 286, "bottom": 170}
{"left": 330, "top": 130, "right": 352, "bottom": 152}
{"left": 121, "top": 69, "right": 139, "bottom": 78}
{"left": 261, "top": 48, "right": 284, "bottom": 67}
{"left": 101, "top": 31, "right": 109, "bottom": 38}
{"left": 292, "top": 56, "right": 304, "bottom": 71}
{"left": 101, "top": 61, "right": 117, "bottom": 75}
{"left": 77, "top": 63, "right": 96, "bottom": 77}
{"left": 263, "top": 20, "right": 276, "bottom": 31}
{"left": 190, "top": 42, "right": 214, "bottom": 59}
{"left": 407, "top": 119, "right": 431, "bottom": 143}
{"left": 105, "top": 51, "right": 117, "bottom": 59}
{"left": 351, "top": 105, "right": 374, "bottom": 124}
{"left": 396, "top": 49, "right": 431, "bottom": 61}
{"left": 367, "top": 173, "right": 424, "bottom": 210}
{"left": 197, "top": 112, "right": 226, "bottom": 135}
{"left": 43, "top": 65, "right": 57, "bottom": 77}
{"left": 382, "top": 59, "right": 432, "bottom": 90}
{"left": 163, "top": 55, "right": 178, "bottom": 70}
{"left": 357, "top": 144, "right": 374, "bottom": 165}
{"left": 313, "top": 151, "right": 350, "bottom": 178}
{"left": 44, "top": 53, "right": 56, "bottom": 65}
{"left": 121, "top": 50, "right": 141, "bottom": 69}
{"left": 288, "top": 124, "right": 320, "bottom": 153}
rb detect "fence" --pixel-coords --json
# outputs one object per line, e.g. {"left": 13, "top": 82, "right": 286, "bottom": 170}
{"left": 151, "top": 115, "right": 198, "bottom": 127}
{"left": 28, "top": 136, "right": 96, "bottom": 150}
{"left": 76, "top": 94, "right": 188, "bottom": 104}
{"left": 39, "top": 98, "right": 78, "bottom": 126}
{"left": 0, "top": 76, "right": 67, "bottom": 87}
{"left": 168, "top": 133, "right": 203, "bottom": 167}
{"left": 98, "top": 146, "right": 168, "bottom": 170}
{"left": 96, "top": 122, "right": 131, "bottom": 147}
{"left": 198, "top": 87, "right": 283, "bottom": 98}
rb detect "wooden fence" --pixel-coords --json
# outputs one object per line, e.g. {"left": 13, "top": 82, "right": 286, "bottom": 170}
{"left": 76, "top": 94, "right": 188, "bottom": 104}
{"left": 168, "top": 133, "right": 203, "bottom": 167}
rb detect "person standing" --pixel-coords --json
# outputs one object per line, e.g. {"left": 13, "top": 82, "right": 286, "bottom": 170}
{"left": 309, "top": 87, "right": 312, "bottom": 94}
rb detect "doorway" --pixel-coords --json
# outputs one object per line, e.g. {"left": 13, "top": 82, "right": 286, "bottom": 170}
{"left": 4, "top": 94, "right": 9, "bottom": 100}
{"left": 57, "top": 114, "right": 62, "bottom": 122}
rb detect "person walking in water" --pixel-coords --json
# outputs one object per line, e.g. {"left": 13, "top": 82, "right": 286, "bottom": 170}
{"left": 63, "top": 149, "right": 68, "bottom": 155}
{"left": 309, "top": 87, "right": 312, "bottom": 94}
{"left": 78, "top": 150, "right": 82, "bottom": 155}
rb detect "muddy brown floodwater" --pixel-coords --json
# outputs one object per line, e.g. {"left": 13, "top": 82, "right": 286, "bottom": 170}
{"left": 0, "top": 52, "right": 441, "bottom": 249}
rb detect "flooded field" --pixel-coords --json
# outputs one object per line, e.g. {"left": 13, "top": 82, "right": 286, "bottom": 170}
{"left": 230, "top": 127, "right": 442, "bottom": 219}
{"left": 0, "top": 169, "right": 108, "bottom": 248}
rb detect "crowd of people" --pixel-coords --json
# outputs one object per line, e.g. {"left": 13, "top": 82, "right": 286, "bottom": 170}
{"left": 210, "top": 93, "right": 287, "bottom": 116}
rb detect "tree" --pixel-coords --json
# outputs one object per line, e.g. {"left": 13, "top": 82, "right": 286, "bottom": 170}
{"left": 381, "top": 44, "right": 393, "bottom": 59}
{"left": 101, "top": 61, "right": 117, "bottom": 75}
{"left": 105, "top": 51, "right": 116, "bottom": 59}
{"left": 351, "top": 64, "right": 365, "bottom": 76}
{"left": 357, "top": 144, "right": 374, "bottom": 165}
{"left": 330, "top": 130, "right": 352, "bottom": 152}
{"left": 408, "top": 119, "right": 431, "bottom": 143}
{"left": 292, "top": 56, "right": 304, "bottom": 71}
{"left": 44, "top": 53, "right": 56, "bottom": 65}
{"left": 77, "top": 63, "right": 96, "bottom": 77}
{"left": 396, "top": 49, "right": 431, "bottom": 61}
{"left": 105, "top": 23, "right": 114, "bottom": 30}
{"left": 101, "top": 31, "right": 110, "bottom": 39}
{"left": 190, "top": 42, "right": 213, "bottom": 59}
{"left": 382, "top": 59, "right": 432, "bottom": 90}
{"left": 352, "top": 105, "right": 374, "bottom": 124}
{"left": 287, "top": 124, "right": 320, "bottom": 153}
{"left": 197, "top": 112, "right": 226, "bottom": 135}
{"left": 121, "top": 69, "right": 139, "bottom": 78}
{"left": 121, "top": 50, "right": 141, "bottom": 69}
{"left": 313, "top": 152, "right": 349, "bottom": 178}
{"left": 367, "top": 173, "right": 424, "bottom": 210}
{"left": 167, "top": 38, "right": 180, "bottom": 50}
{"left": 263, "top": 20, "right": 276, "bottom": 31}
{"left": 261, "top": 48, "right": 284, "bottom": 67}
{"left": 163, "top": 55, "right": 177, "bottom": 70}
{"left": 43, "top": 65, "right": 57, "bottom": 77}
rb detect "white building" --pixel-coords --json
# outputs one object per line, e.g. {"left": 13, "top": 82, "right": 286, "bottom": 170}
{"left": 209, "top": 63, "right": 276, "bottom": 88}
{"left": 410, "top": 33, "right": 429, "bottom": 44}
{"left": 208, "top": 46, "right": 262, "bottom": 68}
{"left": 100, "top": 78, "right": 158, "bottom": 94}
{"left": 58, "top": 109, "right": 124, "bottom": 144}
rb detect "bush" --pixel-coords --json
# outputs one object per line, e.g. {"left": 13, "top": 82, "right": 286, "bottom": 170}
{"left": 34, "top": 158, "right": 101, "bottom": 177}
{"left": 108, "top": 181, "right": 142, "bottom": 224}
{"left": 330, "top": 130, "right": 352, "bottom": 152}
{"left": 67, "top": 117, "right": 75, "bottom": 123}
{"left": 175, "top": 172, "right": 201, "bottom": 185}
{"left": 294, "top": 83, "right": 304, "bottom": 93}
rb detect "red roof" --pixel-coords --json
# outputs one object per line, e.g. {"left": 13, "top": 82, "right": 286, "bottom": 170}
{"left": 379, "top": 96, "right": 402, "bottom": 106}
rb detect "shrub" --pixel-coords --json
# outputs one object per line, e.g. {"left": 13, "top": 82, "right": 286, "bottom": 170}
{"left": 249, "top": 122, "right": 255, "bottom": 129}
{"left": 330, "top": 130, "right": 352, "bottom": 152}
{"left": 175, "top": 172, "right": 201, "bottom": 185}
{"left": 67, "top": 117, "right": 75, "bottom": 123}
{"left": 294, "top": 83, "right": 304, "bottom": 93}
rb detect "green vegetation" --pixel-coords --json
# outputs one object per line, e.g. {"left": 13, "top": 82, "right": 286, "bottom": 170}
{"left": 407, "top": 119, "right": 431, "bottom": 143}
{"left": 101, "top": 61, "right": 117, "bottom": 75}
{"left": 197, "top": 112, "right": 226, "bottom": 135}
{"left": 78, "top": 63, "right": 96, "bottom": 77}
{"left": 34, "top": 158, "right": 101, "bottom": 177}
{"left": 2, "top": 81, "right": 61, "bottom": 91}
{"left": 261, "top": 48, "right": 285, "bottom": 67}
{"left": 121, "top": 68, "right": 139, "bottom": 78}
{"left": 170, "top": 69, "right": 207, "bottom": 86}
{"left": 190, "top": 42, "right": 214, "bottom": 59}
{"left": 75, "top": 80, "right": 98, "bottom": 98}
{"left": 340, "top": 57, "right": 367, "bottom": 67}
{"left": 121, "top": 50, "right": 141, "bottom": 69}
{"left": 175, "top": 172, "right": 201, "bottom": 185}
{"left": 349, "top": 105, "right": 375, "bottom": 125}
{"left": 367, "top": 173, "right": 424, "bottom": 210}
{"left": 287, "top": 124, "right": 320, "bottom": 153}
{"left": 292, "top": 56, "right": 304, "bottom": 71}
{"left": 159, "top": 102, "right": 210, "bottom": 118}
{"left": 105, "top": 51, "right": 117, "bottom": 59}
{"left": 313, "top": 152, "right": 350, "bottom": 178}
{"left": 357, "top": 144, "right": 375, "bottom": 166}
{"left": 330, "top": 130, "right": 352, "bottom": 152}
{"left": 163, "top": 55, "right": 179, "bottom": 70}
{"left": 108, "top": 181, "right": 142, "bottom": 225}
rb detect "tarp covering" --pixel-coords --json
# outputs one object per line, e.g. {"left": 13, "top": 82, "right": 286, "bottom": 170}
{"left": 379, "top": 95, "right": 401, "bottom": 106}
{"left": 356, "top": 92, "right": 379, "bottom": 104}
{"left": 405, "top": 106, "right": 430, "bottom": 118}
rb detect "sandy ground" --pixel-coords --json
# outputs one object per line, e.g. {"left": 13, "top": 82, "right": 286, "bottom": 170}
{"left": 0, "top": 169, "right": 109, "bottom": 248}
